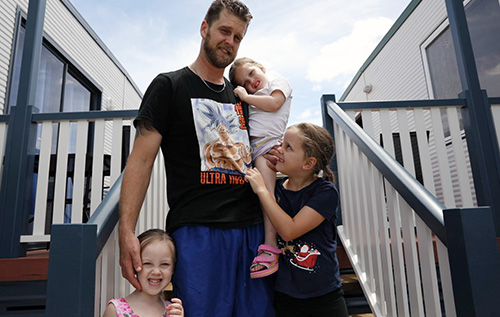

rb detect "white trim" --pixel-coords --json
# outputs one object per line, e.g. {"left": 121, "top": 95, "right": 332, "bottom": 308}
{"left": 71, "top": 120, "right": 89, "bottom": 223}
{"left": 53, "top": 121, "right": 71, "bottom": 224}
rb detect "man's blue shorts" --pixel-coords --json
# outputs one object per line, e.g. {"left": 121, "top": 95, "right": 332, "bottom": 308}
{"left": 172, "top": 224, "right": 275, "bottom": 317}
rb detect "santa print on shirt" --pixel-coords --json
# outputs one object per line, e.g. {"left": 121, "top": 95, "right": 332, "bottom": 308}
{"left": 274, "top": 177, "right": 342, "bottom": 298}
{"left": 280, "top": 240, "right": 322, "bottom": 272}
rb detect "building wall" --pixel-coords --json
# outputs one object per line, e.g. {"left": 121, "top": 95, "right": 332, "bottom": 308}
{"left": 0, "top": 0, "right": 142, "bottom": 114}
{"left": 343, "top": 0, "right": 448, "bottom": 102}
{"left": 0, "top": 0, "right": 17, "bottom": 112}
{"left": 339, "top": 0, "right": 479, "bottom": 208}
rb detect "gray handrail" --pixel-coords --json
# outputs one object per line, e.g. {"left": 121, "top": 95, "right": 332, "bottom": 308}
{"left": 326, "top": 100, "right": 447, "bottom": 244}
{"left": 88, "top": 173, "right": 122, "bottom": 256}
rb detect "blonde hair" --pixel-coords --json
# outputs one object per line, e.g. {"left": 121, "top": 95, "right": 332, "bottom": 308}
{"left": 291, "top": 122, "right": 336, "bottom": 183}
{"left": 137, "top": 229, "right": 176, "bottom": 264}
{"left": 229, "top": 57, "right": 264, "bottom": 86}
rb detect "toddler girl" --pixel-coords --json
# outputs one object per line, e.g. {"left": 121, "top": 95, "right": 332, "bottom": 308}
{"left": 229, "top": 57, "right": 292, "bottom": 278}
{"left": 103, "top": 229, "right": 184, "bottom": 317}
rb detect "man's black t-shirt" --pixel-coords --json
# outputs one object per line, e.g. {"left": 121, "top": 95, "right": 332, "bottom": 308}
{"left": 134, "top": 67, "right": 261, "bottom": 233}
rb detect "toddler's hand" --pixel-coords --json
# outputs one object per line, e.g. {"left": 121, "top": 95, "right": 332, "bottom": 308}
{"left": 166, "top": 298, "right": 184, "bottom": 316}
{"left": 233, "top": 86, "right": 248, "bottom": 100}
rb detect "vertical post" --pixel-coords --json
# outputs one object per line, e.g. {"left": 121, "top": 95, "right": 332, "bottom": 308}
{"left": 321, "top": 94, "right": 343, "bottom": 224}
{"left": 0, "top": 0, "right": 47, "bottom": 257}
{"left": 444, "top": 207, "right": 500, "bottom": 316}
{"left": 321, "top": 94, "right": 338, "bottom": 183}
{"left": 321, "top": 94, "right": 336, "bottom": 136}
{"left": 46, "top": 224, "right": 97, "bottom": 316}
{"left": 444, "top": 0, "right": 500, "bottom": 235}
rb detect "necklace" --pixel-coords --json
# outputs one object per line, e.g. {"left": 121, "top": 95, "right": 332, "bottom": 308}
{"left": 190, "top": 64, "right": 226, "bottom": 93}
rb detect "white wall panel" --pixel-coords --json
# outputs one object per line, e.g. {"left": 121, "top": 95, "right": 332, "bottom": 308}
{"left": 344, "top": 0, "right": 448, "bottom": 102}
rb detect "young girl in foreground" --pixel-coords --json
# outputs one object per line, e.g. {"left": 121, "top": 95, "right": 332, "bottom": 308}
{"left": 245, "top": 123, "right": 348, "bottom": 316}
{"left": 229, "top": 57, "right": 292, "bottom": 278}
{"left": 103, "top": 229, "right": 184, "bottom": 317}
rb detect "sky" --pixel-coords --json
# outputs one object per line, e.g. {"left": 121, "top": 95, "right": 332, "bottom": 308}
{"left": 69, "top": 0, "right": 411, "bottom": 126}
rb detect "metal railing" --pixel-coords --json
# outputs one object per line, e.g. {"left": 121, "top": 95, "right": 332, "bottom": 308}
{"left": 322, "top": 95, "right": 500, "bottom": 316}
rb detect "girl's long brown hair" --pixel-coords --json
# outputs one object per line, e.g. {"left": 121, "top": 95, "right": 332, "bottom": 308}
{"left": 292, "top": 122, "right": 335, "bottom": 183}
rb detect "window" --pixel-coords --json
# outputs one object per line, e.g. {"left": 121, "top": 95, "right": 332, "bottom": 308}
{"left": 7, "top": 21, "right": 100, "bottom": 153}
{"left": 422, "top": 0, "right": 500, "bottom": 99}
{"left": 7, "top": 24, "right": 99, "bottom": 114}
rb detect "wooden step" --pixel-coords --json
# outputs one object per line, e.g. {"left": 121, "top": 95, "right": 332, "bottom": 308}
{"left": 0, "top": 250, "right": 49, "bottom": 282}
{"left": 337, "top": 245, "right": 352, "bottom": 269}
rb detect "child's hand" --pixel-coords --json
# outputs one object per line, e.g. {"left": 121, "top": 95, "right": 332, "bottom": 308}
{"left": 166, "top": 298, "right": 184, "bottom": 316}
{"left": 245, "top": 167, "right": 267, "bottom": 195}
{"left": 263, "top": 141, "right": 283, "bottom": 172}
{"left": 233, "top": 86, "right": 249, "bottom": 101}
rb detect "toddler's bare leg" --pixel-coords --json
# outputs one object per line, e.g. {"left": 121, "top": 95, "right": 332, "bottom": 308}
{"left": 250, "top": 156, "right": 279, "bottom": 273}
{"left": 255, "top": 155, "right": 278, "bottom": 247}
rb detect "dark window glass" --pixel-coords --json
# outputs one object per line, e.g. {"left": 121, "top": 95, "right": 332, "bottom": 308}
{"left": 426, "top": 0, "right": 500, "bottom": 98}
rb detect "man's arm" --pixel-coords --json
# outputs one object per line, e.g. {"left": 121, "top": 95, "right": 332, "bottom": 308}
{"left": 119, "top": 123, "right": 162, "bottom": 290}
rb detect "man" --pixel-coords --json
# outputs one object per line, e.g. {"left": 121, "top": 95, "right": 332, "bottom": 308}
{"left": 119, "top": 1, "right": 275, "bottom": 316}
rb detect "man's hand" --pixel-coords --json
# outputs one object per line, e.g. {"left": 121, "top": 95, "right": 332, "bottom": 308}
{"left": 263, "top": 142, "right": 283, "bottom": 172}
{"left": 119, "top": 230, "right": 142, "bottom": 290}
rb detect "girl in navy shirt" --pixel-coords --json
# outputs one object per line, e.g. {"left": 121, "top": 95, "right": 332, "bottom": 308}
{"left": 245, "top": 122, "right": 348, "bottom": 316}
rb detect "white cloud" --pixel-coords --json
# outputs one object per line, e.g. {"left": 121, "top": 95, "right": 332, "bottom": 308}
{"left": 70, "top": 0, "right": 410, "bottom": 124}
{"left": 312, "top": 84, "right": 323, "bottom": 92}
{"left": 299, "top": 108, "right": 312, "bottom": 119}
{"left": 486, "top": 63, "right": 500, "bottom": 76}
{"left": 306, "top": 17, "right": 394, "bottom": 83}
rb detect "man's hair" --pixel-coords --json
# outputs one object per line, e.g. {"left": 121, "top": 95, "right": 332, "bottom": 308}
{"left": 205, "top": 0, "right": 252, "bottom": 27}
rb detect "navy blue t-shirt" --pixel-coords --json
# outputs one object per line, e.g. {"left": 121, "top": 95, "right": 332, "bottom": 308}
{"left": 274, "top": 177, "right": 342, "bottom": 298}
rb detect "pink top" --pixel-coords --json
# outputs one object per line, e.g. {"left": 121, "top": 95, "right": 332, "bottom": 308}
{"left": 108, "top": 297, "right": 171, "bottom": 317}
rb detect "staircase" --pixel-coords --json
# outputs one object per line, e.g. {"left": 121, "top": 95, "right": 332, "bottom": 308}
{"left": 0, "top": 249, "right": 49, "bottom": 316}
{"left": 0, "top": 245, "right": 371, "bottom": 316}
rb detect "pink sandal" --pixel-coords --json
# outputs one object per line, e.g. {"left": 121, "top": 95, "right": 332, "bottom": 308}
{"left": 250, "top": 244, "right": 282, "bottom": 279}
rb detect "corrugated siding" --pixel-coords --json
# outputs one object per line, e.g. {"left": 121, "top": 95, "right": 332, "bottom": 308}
{"left": 344, "top": 0, "right": 448, "bottom": 102}
{"left": 1, "top": 0, "right": 142, "bottom": 116}
{"left": 42, "top": 0, "right": 142, "bottom": 111}
{"left": 0, "top": 0, "right": 20, "bottom": 114}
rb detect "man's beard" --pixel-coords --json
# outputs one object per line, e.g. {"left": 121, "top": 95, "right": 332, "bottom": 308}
{"left": 203, "top": 31, "right": 235, "bottom": 69}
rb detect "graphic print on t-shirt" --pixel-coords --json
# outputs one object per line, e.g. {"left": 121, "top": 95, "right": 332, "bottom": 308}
{"left": 192, "top": 98, "right": 251, "bottom": 181}
{"left": 282, "top": 241, "right": 321, "bottom": 272}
